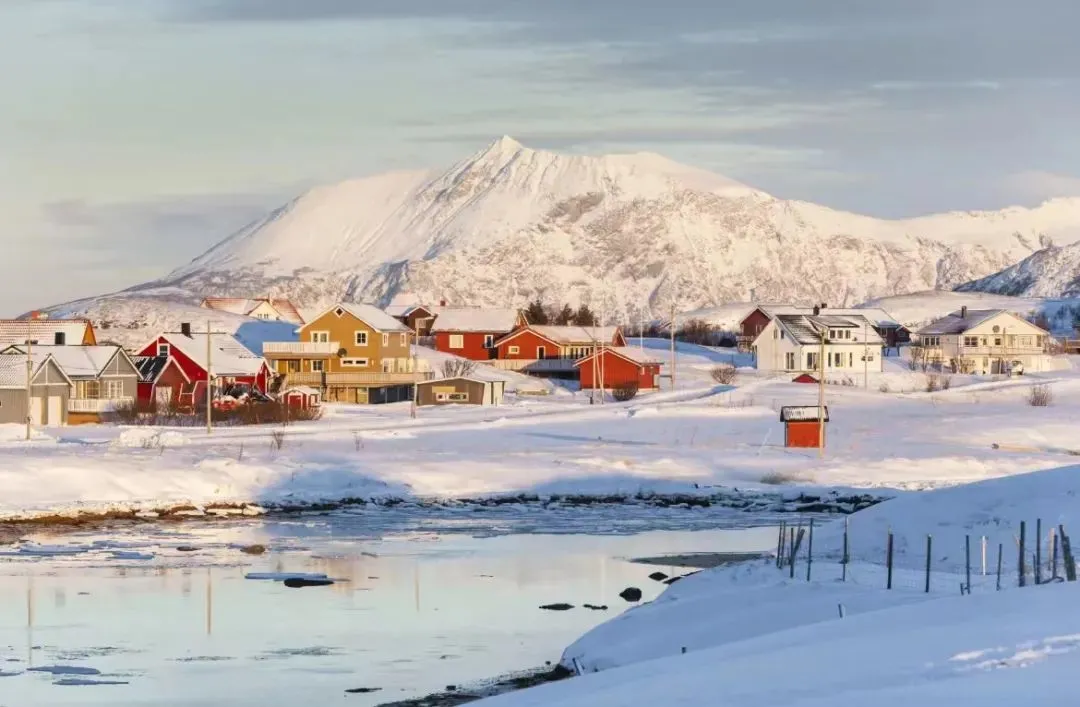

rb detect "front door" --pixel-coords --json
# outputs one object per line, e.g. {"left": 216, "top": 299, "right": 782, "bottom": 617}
{"left": 537, "top": 346, "right": 546, "bottom": 360}
{"left": 30, "top": 397, "right": 43, "bottom": 425}
{"left": 156, "top": 387, "right": 173, "bottom": 406}
{"left": 48, "top": 396, "right": 62, "bottom": 425}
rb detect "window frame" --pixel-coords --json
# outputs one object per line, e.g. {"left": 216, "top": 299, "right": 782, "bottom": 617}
{"left": 157, "top": 343, "right": 170, "bottom": 357}
{"left": 342, "top": 358, "right": 369, "bottom": 367}
{"left": 449, "top": 334, "right": 465, "bottom": 350}
{"left": 354, "top": 331, "right": 368, "bottom": 346}
{"left": 311, "top": 330, "right": 330, "bottom": 343}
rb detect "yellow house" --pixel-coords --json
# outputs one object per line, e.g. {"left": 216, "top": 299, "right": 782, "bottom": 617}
{"left": 262, "top": 303, "right": 432, "bottom": 403}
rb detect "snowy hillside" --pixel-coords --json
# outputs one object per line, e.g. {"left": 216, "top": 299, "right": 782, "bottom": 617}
{"left": 37, "top": 138, "right": 1080, "bottom": 325}
{"left": 957, "top": 241, "right": 1080, "bottom": 298}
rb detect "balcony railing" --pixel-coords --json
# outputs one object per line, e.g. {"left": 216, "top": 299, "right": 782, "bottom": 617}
{"left": 263, "top": 341, "right": 340, "bottom": 356}
{"left": 284, "top": 371, "right": 434, "bottom": 387}
{"left": 488, "top": 358, "right": 578, "bottom": 372}
{"left": 69, "top": 397, "right": 133, "bottom": 413}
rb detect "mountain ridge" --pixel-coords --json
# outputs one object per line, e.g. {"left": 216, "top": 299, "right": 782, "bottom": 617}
{"left": 37, "top": 137, "right": 1080, "bottom": 327}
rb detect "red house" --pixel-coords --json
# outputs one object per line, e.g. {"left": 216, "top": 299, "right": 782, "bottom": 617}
{"left": 494, "top": 325, "right": 627, "bottom": 376}
{"left": 134, "top": 355, "right": 192, "bottom": 409}
{"left": 575, "top": 347, "right": 662, "bottom": 391}
{"left": 135, "top": 324, "right": 271, "bottom": 406}
{"left": 432, "top": 308, "right": 527, "bottom": 361}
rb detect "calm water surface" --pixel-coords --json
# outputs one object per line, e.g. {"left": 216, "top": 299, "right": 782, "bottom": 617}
{"left": 0, "top": 508, "right": 778, "bottom": 706}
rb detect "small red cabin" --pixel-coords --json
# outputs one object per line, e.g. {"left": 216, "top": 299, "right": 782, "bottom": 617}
{"left": 134, "top": 355, "right": 191, "bottom": 409}
{"left": 575, "top": 347, "right": 662, "bottom": 391}
{"left": 780, "top": 405, "right": 829, "bottom": 449}
{"left": 281, "top": 385, "right": 321, "bottom": 410}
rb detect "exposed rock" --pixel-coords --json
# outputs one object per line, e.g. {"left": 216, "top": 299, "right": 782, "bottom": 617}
{"left": 283, "top": 578, "right": 334, "bottom": 588}
{"left": 618, "top": 587, "right": 643, "bottom": 602}
{"left": 539, "top": 603, "right": 574, "bottom": 611}
{"left": 647, "top": 571, "right": 669, "bottom": 582}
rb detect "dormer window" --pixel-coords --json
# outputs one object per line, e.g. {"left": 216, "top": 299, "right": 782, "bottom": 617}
{"left": 157, "top": 343, "right": 170, "bottom": 357}
{"left": 335, "top": 307, "right": 345, "bottom": 317}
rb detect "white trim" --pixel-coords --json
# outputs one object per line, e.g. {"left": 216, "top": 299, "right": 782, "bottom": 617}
{"left": 355, "top": 330, "right": 369, "bottom": 346}
{"left": 310, "top": 330, "right": 331, "bottom": 343}
{"left": 342, "top": 358, "right": 369, "bottom": 367}
{"left": 382, "top": 333, "right": 389, "bottom": 346}
{"left": 449, "top": 334, "right": 464, "bottom": 350}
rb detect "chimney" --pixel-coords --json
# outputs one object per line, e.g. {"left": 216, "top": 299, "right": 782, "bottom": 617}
{"left": 821, "top": 302, "right": 827, "bottom": 310}
{"left": 54, "top": 331, "right": 66, "bottom": 345}
{"left": 960, "top": 306, "right": 968, "bottom": 319}
{"left": 439, "top": 299, "right": 447, "bottom": 307}
{"left": 181, "top": 322, "right": 192, "bottom": 337}
{"left": 812, "top": 305, "right": 820, "bottom": 316}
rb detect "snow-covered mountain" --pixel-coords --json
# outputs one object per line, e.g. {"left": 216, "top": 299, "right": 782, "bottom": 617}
{"left": 957, "top": 241, "right": 1080, "bottom": 298}
{"left": 40, "top": 137, "right": 1080, "bottom": 327}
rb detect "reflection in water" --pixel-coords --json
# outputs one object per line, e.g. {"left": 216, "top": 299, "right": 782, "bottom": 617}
{"left": 0, "top": 514, "right": 779, "bottom": 707}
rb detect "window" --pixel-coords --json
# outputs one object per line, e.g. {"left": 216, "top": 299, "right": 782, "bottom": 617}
{"left": 963, "top": 336, "right": 979, "bottom": 348}
{"left": 807, "top": 352, "right": 819, "bottom": 370}
{"left": 400, "top": 333, "right": 407, "bottom": 346}
{"left": 310, "top": 360, "right": 324, "bottom": 372}
{"left": 382, "top": 333, "right": 389, "bottom": 346}
{"left": 334, "top": 307, "right": 345, "bottom": 317}
{"left": 831, "top": 352, "right": 844, "bottom": 368}
{"left": 483, "top": 334, "right": 495, "bottom": 348}
{"left": 311, "top": 331, "right": 330, "bottom": 343}
{"left": 780, "top": 329, "right": 785, "bottom": 339}
{"left": 922, "top": 336, "right": 940, "bottom": 347}
{"left": 785, "top": 352, "right": 795, "bottom": 369}
{"left": 256, "top": 313, "right": 270, "bottom": 320}
{"left": 78, "top": 380, "right": 101, "bottom": 399}
{"left": 354, "top": 331, "right": 368, "bottom": 346}
{"left": 342, "top": 358, "right": 369, "bottom": 367}
{"left": 382, "top": 359, "right": 393, "bottom": 373}
{"left": 537, "top": 345, "right": 547, "bottom": 359}
{"left": 508, "top": 345, "right": 520, "bottom": 355}
{"left": 436, "top": 392, "right": 468, "bottom": 402}
{"left": 829, "top": 329, "right": 838, "bottom": 339}
{"left": 157, "top": 343, "right": 169, "bottom": 356}
{"left": 845, "top": 330, "right": 851, "bottom": 339}
{"left": 104, "top": 379, "right": 124, "bottom": 399}
{"left": 848, "top": 352, "right": 853, "bottom": 367}
{"left": 449, "top": 334, "right": 464, "bottom": 349}
{"left": 448, "top": 393, "right": 467, "bottom": 401}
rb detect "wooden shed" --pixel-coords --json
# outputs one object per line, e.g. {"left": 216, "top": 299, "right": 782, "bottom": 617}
{"left": 281, "top": 385, "right": 322, "bottom": 410}
{"left": 780, "top": 405, "right": 829, "bottom": 449}
{"left": 416, "top": 377, "right": 505, "bottom": 407}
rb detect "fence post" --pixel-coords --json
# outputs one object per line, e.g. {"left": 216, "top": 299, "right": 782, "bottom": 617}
{"left": 842, "top": 517, "right": 850, "bottom": 583}
{"left": 788, "top": 527, "right": 795, "bottom": 569}
{"left": 925, "top": 534, "right": 932, "bottom": 593}
{"left": 776, "top": 521, "right": 786, "bottom": 569}
{"left": 886, "top": 532, "right": 894, "bottom": 590}
{"left": 789, "top": 527, "right": 805, "bottom": 579}
{"left": 981, "top": 535, "right": 987, "bottom": 576}
{"left": 1060, "top": 524, "right": 1076, "bottom": 582}
{"left": 806, "top": 518, "right": 814, "bottom": 582}
{"left": 1035, "top": 518, "right": 1042, "bottom": 585}
{"left": 996, "top": 543, "right": 1003, "bottom": 590}
{"left": 965, "top": 535, "right": 971, "bottom": 594}
{"left": 1051, "top": 528, "right": 1058, "bottom": 580}
{"left": 1019, "top": 521, "right": 1027, "bottom": 588}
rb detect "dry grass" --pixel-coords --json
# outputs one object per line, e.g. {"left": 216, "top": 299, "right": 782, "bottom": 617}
{"left": 710, "top": 364, "right": 737, "bottom": 385}
{"left": 1027, "top": 384, "right": 1053, "bottom": 407}
{"left": 612, "top": 383, "right": 640, "bottom": 402}
{"left": 759, "top": 470, "right": 810, "bottom": 486}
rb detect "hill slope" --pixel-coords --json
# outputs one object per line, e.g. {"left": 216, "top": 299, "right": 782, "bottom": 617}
{"left": 957, "top": 241, "right": 1080, "bottom": 298}
{"left": 41, "top": 138, "right": 1080, "bottom": 326}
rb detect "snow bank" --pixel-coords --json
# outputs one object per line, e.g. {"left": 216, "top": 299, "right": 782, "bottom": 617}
{"left": 0, "top": 423, "right": 55, "bottom": 445}
{"left": 110, "top": 428, "right": 189, "bottom": 449}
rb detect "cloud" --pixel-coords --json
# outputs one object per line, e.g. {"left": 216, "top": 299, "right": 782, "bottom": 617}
{"left": 1002, "top": 171, "right": 1080, "bottom": 201}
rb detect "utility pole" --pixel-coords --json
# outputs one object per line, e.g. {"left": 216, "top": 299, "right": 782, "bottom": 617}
{"left": 669, "top": 305, "right": 676, "bottom": 390}
{"left": 817, "top": 323, "right": 826, "bottom": 456}
{"left": 599, "top": 309, "right": 606, "bottom": 405}
{"left": 863, "top": 318, "right": 869, "bottom": 390}
{"left": 25, "top": 321, "right": 32, "bottom": 440}
{"left": 206, "top": 320, "right": 213, "bottom": 435}
{"left": 410, "top": 328, "right": 418, "bottom": 419}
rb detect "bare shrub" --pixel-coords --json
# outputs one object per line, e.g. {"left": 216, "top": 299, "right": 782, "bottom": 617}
{"left": 269, "top": 430, "right": 286, "bottom": 451}
{"left": 759, "top": 470, "right": 802, "bottom": 486}
{"left": 441, "top": 358, "right": 477, "bottom": 379}
{"left": 710, "top": 364, "right": 737, "bottom": 385}
{"left": 908, "top": 346, "right": 924, "bottom": 371}
{"left": 1027, "top": 384, "right": 1053, "bottom": 407}
{"left": 940, "top": 375, "right": 952, "bottom": 390}
{"left": 878, "top": 382, "right": 891, "bottom": 393}
{"left": 612, "top": 383, "right": 639, "bottom": 402}
{"left": 353, "top": 431, "right": 364, "bottom": 451}
{"left": 924, "top": 374, "right": 942, "bottom": 392}
{"left": 676, "top": 318, "right": 719, "bottom": 346}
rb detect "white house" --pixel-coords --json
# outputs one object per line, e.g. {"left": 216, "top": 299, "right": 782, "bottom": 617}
{"left": 752, "top": 313, "right": 884, "bottom": 375}
{"left": 913, "top": 308, "right": 1051, "bottom": 374}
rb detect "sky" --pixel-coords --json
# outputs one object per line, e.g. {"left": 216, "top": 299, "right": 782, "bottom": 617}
{"left": 2, "top": 0, "right": 1079, "bottom": 315}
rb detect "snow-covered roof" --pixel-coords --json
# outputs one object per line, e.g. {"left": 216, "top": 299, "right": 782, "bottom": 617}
{"left": 525, "top": 325, "right": 622, "bottom": 345}
{"left": 773, "top": 314, "right": 884, "bottom": 346}
{"left": 419, "top": 376, "right": 503, "bottom": 386}
{"left": 384, "top": 303, "right": 434, "bottom": 317}
{"left": 1, "top": 345, "right": 130, "bottom": 378}
{"left": 916, "top": 309, "right": 1039, "bottom": 336}
{"left": 826, "top": 307, "right": 902, "bottom": 328}
{"left": 313, "top": 303, "right": 410, "bottom": 332}
{"left": 201, "top": 297, "right": 305, "bottom": 325}
{"left": 575, "top": 346, "right": 662, "bottom": 366}
{"left": 158, "top": 332, "right": 267, "bottom": 376}
{"left": 0, "top": 319, "right": 93, "bottom": 347}
{"left": 281, "top": 385, "right": 320, "bottom": 396}
{"left": 0, "top": 355, "right": 71, "bottom": 389}
{"left": 431, "top": 307, "right": 520, "bottom": 333}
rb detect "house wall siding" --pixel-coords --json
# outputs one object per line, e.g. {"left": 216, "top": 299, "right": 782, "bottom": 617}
{"left": 433, "top": 332, "right": 499, "bottom": 360}
{"left": 579, "top": 352, "right": 660, "bottom": 390}
{"left": 417, "top": 378, "right": 488, "bottom": 406}
{"left": 496, "top": 330, "right": 561, "bottom": 360}
{"left": 300, "top": 310, "right": 409, "bottom": 373}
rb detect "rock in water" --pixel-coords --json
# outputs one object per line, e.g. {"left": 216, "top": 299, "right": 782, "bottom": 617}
{"left": 240, "top": 544, "right": 267, "bottom": 555}
{"left": 648, "top": 571, "right": 669, "bottom": 582}
{"left": 283, "top": 578, "right": 334, "bottom": 588}
{"left": 583, "top": 604, "right": 608, "bottom": 611}
{"left": 539, "top": 603, "right": 574, "bottom": 611}
{"left": 619, "top": 587, "right": 643, "bottom": 602}
{"left": 344, "top": 687, "right": 381, "bottom": 694}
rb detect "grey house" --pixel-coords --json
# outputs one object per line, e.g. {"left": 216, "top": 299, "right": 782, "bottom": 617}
{"left": 1, "top": 344, "right": 140, "bottom": 423}
{"left": 0, "top": 355, "right": 73, "bottom": 426}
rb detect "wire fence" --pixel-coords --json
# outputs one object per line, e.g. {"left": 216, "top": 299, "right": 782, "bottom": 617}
{"left": 773, "top": 517, "right": 1077, "bottom": 595}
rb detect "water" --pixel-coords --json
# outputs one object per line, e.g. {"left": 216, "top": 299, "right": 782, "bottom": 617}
{"left": 0, "top": 509, "right": 777, "bottom": 706}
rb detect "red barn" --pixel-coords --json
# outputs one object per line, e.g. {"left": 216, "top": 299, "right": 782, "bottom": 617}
{"left": 136, "top": 326, "right": 270, "bottom": 406}
{"left": 134, "top": 355, "right": 191, "bottom": 409}
{"left": 431, "top": 308, "right": 526, "bottom": 360}
{"left": 575, "top": 347, "right": 662, "bottom": 391}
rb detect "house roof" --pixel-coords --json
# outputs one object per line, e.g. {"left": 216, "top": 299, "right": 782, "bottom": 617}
{"left": 311, "top": 303, "right": 410, "bottom": 333}
{"left": 0, "top": 319, "right": 92, "bottom": 347}
{"left": 201, "top": 297, "right": 305, "bottom": 324}
{"left": 915, "top": 309, "right": 1024, "bottom": 336}
{"left": 0, "top": 355, "right": 72, "bottom": 389}
{"left": 430, "top": 307, "right": 521, "bottom": 333}
{"left": 527, "top": 325, "right": 622, "bottom": 345}
{"left": 419, "top": 376, "right": 500, "bottom": 387}
{"left": 133, "top": 355, "right": 190, "bottom": 384}
{"left": 1, "top": 344, "right": 132, "bottom": 378}
{"left": 743, "top": 305, "right": 902, "bottom": 329}
{"left": 281, "top": 385, "right": 321, "bottom": 396}
{"left": 574, "top": 346, "right": 663, "bottom": 367}
{"left": 156, "top": 332, "right": 267, "bottom": 376}
{"left": 772, "top": 314, "right": 884, "bottom": 346}
{"left": 384, "top": 304, "right": 434, "bottom": 318}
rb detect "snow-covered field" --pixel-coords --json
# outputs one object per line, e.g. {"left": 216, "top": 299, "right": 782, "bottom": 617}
{"left": 2, "top": 338, "right": 1079, "bottom": 521}
{"left": 472, "top": 463, "right": 1080, "bottom": 706}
